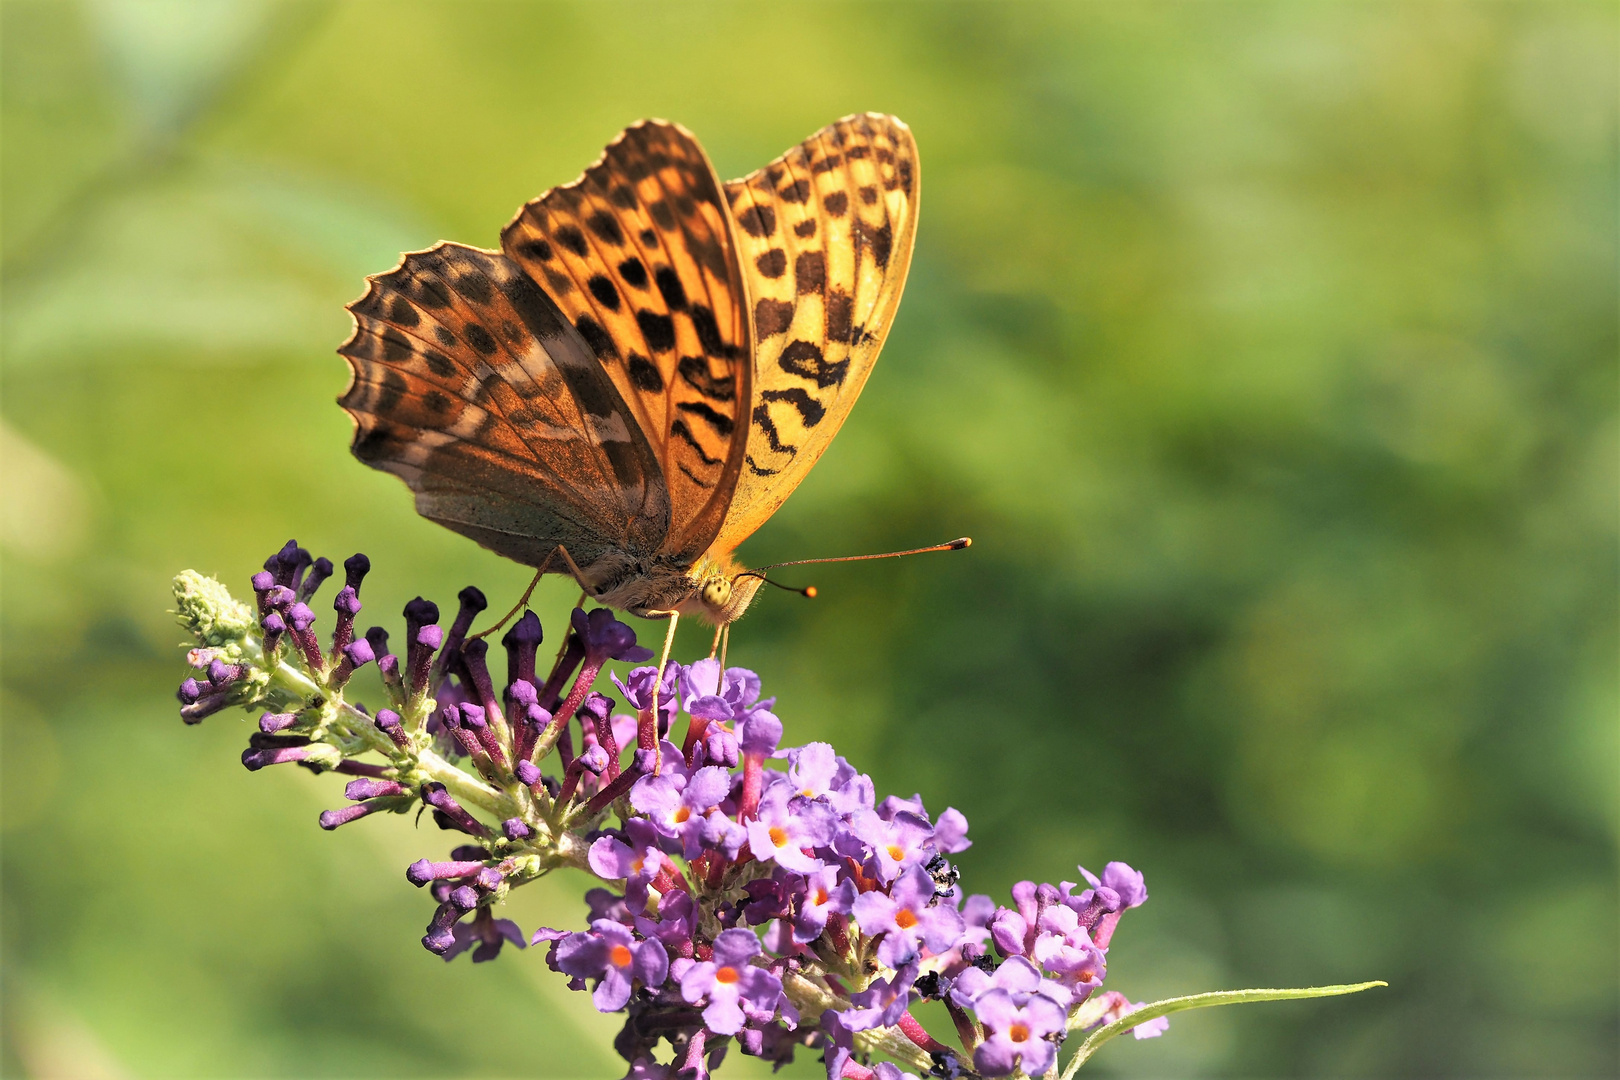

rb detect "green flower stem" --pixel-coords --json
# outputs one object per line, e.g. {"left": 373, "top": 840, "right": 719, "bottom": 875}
{"left": 1058, "top": 981, "right": 1387, "bottom": 1078}
{"left": 780, "top": 971, "right": 936, "bottom": 1076}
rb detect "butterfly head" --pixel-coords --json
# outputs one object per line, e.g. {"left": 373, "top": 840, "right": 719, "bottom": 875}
{"left": 687, "top": 556, "right": 765, "bottom": 626}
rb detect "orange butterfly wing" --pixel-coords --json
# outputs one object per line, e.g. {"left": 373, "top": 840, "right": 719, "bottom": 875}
{"left": 500, "top": 121, "right": 752, "bottom": 563}
{"left": 712, "top": 113, "right": 920, "bottom": 556}
{"left": 338, "top": 242, "right": 670, "bottom": 567}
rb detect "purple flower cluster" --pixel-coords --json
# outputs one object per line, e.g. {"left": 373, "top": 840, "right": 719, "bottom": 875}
{"left": 172, "top": 542, "right": 1168, "bottom": 1079}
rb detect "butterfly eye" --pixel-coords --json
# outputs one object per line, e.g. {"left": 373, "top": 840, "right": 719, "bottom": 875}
{"left": 702, "top": 579, "right": 732, "bottom": 609}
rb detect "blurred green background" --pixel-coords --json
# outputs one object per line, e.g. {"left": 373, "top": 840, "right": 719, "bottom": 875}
{"left": 2, "top": 1, "right": 1615, "bottom": 1076}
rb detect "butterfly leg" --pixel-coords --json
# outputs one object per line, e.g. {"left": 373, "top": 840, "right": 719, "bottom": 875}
{"left": 646, "top": 611, "right": 680, "bottom": 775}
{"left": 707, "top": 623, "right": 724, "bottom": 660}
{"left": 719, "top": 624, "right": 730, "bottom": 671}
{"left": 469, "top": 562, "right": 551, "bottom": 641}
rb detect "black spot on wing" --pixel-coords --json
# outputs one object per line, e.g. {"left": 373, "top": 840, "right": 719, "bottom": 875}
{"left": 628, "top": 353, "right": 663, "bottom": 392}
{"left": 826, "top": 290, "right": 853, "bottom": 344}
{"left": 795, "top": 251, "right": 826, "bottom": 295}
{"left": 637, "top": 310, "right": 676, "bottom": 352}
{"left": 755, "top": 299, "right": 794, "bottom": 339}
{"left": 575, "top": 314, "right": 620, "bottom": 361}
{"left": 859, "top": 185, "right": 878, "bottom": 205}
{"left": 456, "top": 271, "right": 493, "bottom": 304}
{"left": 678, "top": 400, "right": 735, "bottom": 439}
{"left": 556, "top": 226, "right": 589, "bottom": 257}
{"left": 778, "top": 179, "right": 812, "bottom": 204}
{"left": 618, "top": 257, "right": 649, "bottom": 289}
{"left": 755, "top": 249, "right": 787, "bottom": 278}
{"left": 424, "top": 349, "right": 454, "bottom": 377}
{"left": 737, "top": 205, "right": 776, "bottom": 238}
{"left": 587, "top": 275, "right": 621, "bottom": 311}
{"left": 654, "top": 266, "right": 688, "bottom": 310}
{"left": 464, "top": 323, "right": 498, "bottom": 356}
{"left": 823, "top": 191, "right": 848, "bottom": 216}
{"left": 794, "top": 219, "right": 817, "bottom": 238}
{"left": 434, "top": 325, "right": 456, "bottom": 348}
{"left": 515, "top": 238, "right": 554, "bottom": 262}
{"left": 388, "top": 296, "right": 419, "bottom": 327}
{"left": 377, "top": 369, "right": 407, "bottom": 412}
{"left": 381, "top": 327, "right": 413, "bottom": 363}
{"left": 778, "top": 339, "right": 848, "bottom": 389}
{"left": 587, "top": 211, "right": 624, "bottom": 245}
{"left": 688, "top": 304, "right": 727, "bottom": 357}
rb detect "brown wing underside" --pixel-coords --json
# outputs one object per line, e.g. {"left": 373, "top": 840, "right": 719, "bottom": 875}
{"left": 500, "top": 121, "right": 751, "bottom": 563}
{"left": 713, "top": 113, "right": 920, "bottom": 556}
{"left": 338, "top": 242, "right": 669, "bottom": 568}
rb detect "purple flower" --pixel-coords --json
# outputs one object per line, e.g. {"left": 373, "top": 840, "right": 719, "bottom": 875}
{"left": 588, "top": 821, "right": 669, "bottom": 911}
{"left": 552, "top": 919, "right": 669, "bottom": 1012}
{"left": 442, "top": 906, "right": 526, "bottom": 963}
{"left": 842, "top": 964, "right": 917, "bottom": 1032}
{"left": 1080, "top": 861, "right": 1147, "bottom": 909}
{"left": 851, "top": 865, "right": 966, "bottom": 968}
{"left": 613, "top": 663, "right": 679, "bottom": 731}
{"left": 949, "top": 955, "right": 1072, "bottom": 1012}
{"left": 971, "top": 988, "right": 1067, "bottom": 1077}
{"left": 1032, "top": 903, "right": 1106, "bottom": 992}
{"left": 792, "top": 864, "right": 856, "bottom": 944}
{"left": 746, "top": 786, "right": 836, "bottom": 873}
{"left": 631, "top": 765, "right": 732, "bottom": 857}
{"left": 850, "top": 808, "right": 935, "bottom": 883}
{"left": 677, "top": 928, "right": 784, "bottom": 1034}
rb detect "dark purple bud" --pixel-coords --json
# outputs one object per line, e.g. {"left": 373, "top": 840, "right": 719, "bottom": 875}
{"left": 449, "top": 844, "right": 489, "bottom": 861}
{"left": 460, "top": 638, "right": 502, "bottom": 713}
{"left": 343, "top": 553, "right": 371, "bottom": 592}
{"left": 261, "top": 611, "right": 286, "bottom": 634}
{"left": 577, "top": 744, "right": 609, "bottom": 775}
{"left": 374, "top": 708, "right": 408, "bottom": 748}
{"left": 178, "top": 678, "right": 202, "bottom": 704}
{"left": 206, "top": 659, "right": 243, "bottom": 686}
{"left": 342, "top": 638, "right": 374, "bottom": 667}
{"left": 250, "top": 570, "right": 275, "bottom": 595}
{"left": 422, "top": 781, "right": 489, "bottom": 837}
{"left": 297, "top": 556, "right": 333, "bottom": 602}
{"left": 502, "top": 610, "right": 544, "bottom": 688}
{"left": 502, "top": 818, "right": 532, "bottom": 840}
{"left": 266, "top": 540, "right": 301, "bottom": 585}
{"left": 435, "top": 586, "right": 488, "bottom": 682}
{"left": 318, "top": 799, "right": 392, "bottom": 830}
{"left": 287, "top": 603, "right": 315, "bottom": 632}
{"left": 406, "top": 619, "right": 442, "bottom": 697}
{"left": 331, "top": 586, "right": 363, "bottom": 657}
{"left": 263, "top": 585, "right": 296, "bottom": 611}
{"left": 407, "top": 858, "right": 486, "bottom": 886}
{"left": 423, "top": 901, "right": 463, "bottom": 954}
{"left": 515, "top": 760, "right": 541, "bottom": 786}
{"left": 440, "top": 704, "right": 483, "bottom": 759}
{"left": 344, "top": 777, "right": 408, "bottom": 800}
{"left": 475, "top": 867, "right": 504, "bottom": 891}
{"left": 248, "top": 731, "right": 310, "bottom": 749}
{"left": 403, "top": 597, "right": 440, "bottom": 649}
{"left": 180, "top": 693, "right": 228, "bottom": 724}
{"left": 242, "top": 746, "right": 318, "bottom": 771}
{"left": 449, "top": 885, "right": 480, "bottom": 911}
{"left": 259, "top": 712, "right": 299, "bottom": 734}
{"left": 364, "top": 625, "right": 390, "bottom": 656}
{"left": 460, "top": 703, "right": 486, "bottom": 729}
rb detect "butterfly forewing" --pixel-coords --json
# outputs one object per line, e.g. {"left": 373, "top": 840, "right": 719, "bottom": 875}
{"left": 714, "top": 113, "right": 920, "bottom": 554}
{"left": 339, "top": 242, "right": 670, "bottom": 567}
{"left": 500, "top": 121, "right": 751, "bottom": 562}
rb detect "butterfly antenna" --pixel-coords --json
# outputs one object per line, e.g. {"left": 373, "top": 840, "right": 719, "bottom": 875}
{"left": 737, "top": 537, "right": 971, "bottom": 595}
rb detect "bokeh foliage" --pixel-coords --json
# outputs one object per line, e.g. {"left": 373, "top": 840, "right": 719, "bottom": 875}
{"left": 2, "top": 2, "right": 1615, "bottom": 1076}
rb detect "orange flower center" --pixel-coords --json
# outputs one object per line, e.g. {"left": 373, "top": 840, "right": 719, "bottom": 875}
{"left": 715, "top": 965, "right": 739, "bottom": 984}
{"left": 895, "top": 908, "right": 918, "bottom": 929}
{"left": 812, "top": 887, "right": 829, "bottom": 905}
{"left": 674, "top": 807, "right": 691, "bottom": 824}
{"left": 610, "top": 945, "right": 633, "bottom": 968}
{"left": 1009, "top": 1022, "right": 1030, "bottom": 1043}
{"left": 768, "top": 826, "right": 789, "bottom": 848}
{"left": 886, "top": 844, "right": 906, "bottom": 862}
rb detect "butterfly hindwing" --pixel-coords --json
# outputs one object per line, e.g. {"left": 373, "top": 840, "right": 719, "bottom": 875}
{"left": 714, "top": 113, "right": 920, "bottom": 554}
{"left": 338, "top": 242, "right": 670, "bottom": 568}
{"left": 500, "top": 121, "right": 751, "bottom": 562}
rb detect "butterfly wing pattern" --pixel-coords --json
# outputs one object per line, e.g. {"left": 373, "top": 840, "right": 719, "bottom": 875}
{"left": 501, "top": 122, "right": 751, "bottom": 563}
{"left": 715, "top": 113, "right": 919, "bottom": 555}
{"left": 339, "top": 114, "right": 918, "bottom": 624}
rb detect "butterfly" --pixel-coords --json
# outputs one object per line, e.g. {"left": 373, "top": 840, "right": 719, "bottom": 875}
{"left": 338, "top": 113, "right": 918, "bottom": 630}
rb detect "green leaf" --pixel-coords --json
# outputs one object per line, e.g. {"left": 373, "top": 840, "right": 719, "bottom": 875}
{"left": 1060, "top": 981, "right": 1388, "bottom": 1077}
